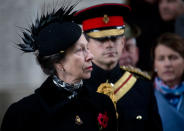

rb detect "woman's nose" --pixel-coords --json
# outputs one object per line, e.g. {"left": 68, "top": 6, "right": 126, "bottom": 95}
{"left": 164, "top": 58, "right": 172, "bottom": 66}
{"left": 86, "top": 50, "right": 94, "bottom": 61}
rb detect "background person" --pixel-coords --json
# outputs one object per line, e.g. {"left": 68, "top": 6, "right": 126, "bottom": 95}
{"left": 159, "top": 0, "right": 184, "bottom": 22}
{"left": 1, "top": 1, "right": 117, "bottom": 131}
{"left": 158, "top": 0, "right": 184, "bottom": 37}
{"left": 152, "top": 32, "right": 184, "bottom": 131}
{"left": 74, "top": 3, "right": 162, "bottom": 131}
{"left": 119, "top": 23, "right": 140, "bottom": 67}
{"left": 125, "top": 0, "right": 161, "bottom": 71}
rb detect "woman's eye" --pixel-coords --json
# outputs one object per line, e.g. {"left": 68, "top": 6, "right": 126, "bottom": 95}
{"left": 170, "top": 55, "right": 178, "bottom": 60}
{"left": 76, "top": 48, "right": 82, "bottom": 52}
{"left": 157, "top": 56, "right": 164, "bottom": 61}
{"left": 76, "top": 47, "right": 86, "bottom": 53}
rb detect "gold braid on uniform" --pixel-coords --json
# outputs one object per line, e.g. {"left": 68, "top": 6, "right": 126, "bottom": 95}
{"left": 120, "top": 65, "right": 151, "bottom": 80}
{"left": 96, "top": 81, "right": 118, "bottom": 118}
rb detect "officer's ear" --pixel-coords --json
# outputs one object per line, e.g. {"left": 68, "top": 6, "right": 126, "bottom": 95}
{"left": 121, "top": 35, "right": 126, "bottom": 48}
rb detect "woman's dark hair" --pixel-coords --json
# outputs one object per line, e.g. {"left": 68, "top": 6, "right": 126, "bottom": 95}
{"left": 152, "top": 32, "right": 184, "bottom": 61}
{"left": 36, "top": 53, "right": 65, "bottom": 75}
{"left": 151, "top": 32, "right": 184, "bottom": 79}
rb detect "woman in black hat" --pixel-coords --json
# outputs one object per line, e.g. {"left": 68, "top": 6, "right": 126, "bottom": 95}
{"left": 1, "top": 1, "right": 117, "bottom": 131}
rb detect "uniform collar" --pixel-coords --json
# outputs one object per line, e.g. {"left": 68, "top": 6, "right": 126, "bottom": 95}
{"left": 89, "top": 63, "right": 124, "bottom": 84}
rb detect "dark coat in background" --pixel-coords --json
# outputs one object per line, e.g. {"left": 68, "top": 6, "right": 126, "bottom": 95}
{"left": 84, "top": 64, "right": 163, "bottom": 131}
{"left": 127, "top": 0, "right": 162, "bottom": 71}
{"left": 1, "top": 76, "right": 117, "bottom": 131}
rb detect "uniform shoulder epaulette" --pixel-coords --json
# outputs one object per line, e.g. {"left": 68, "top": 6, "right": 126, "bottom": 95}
{"left": 120, "top": 65, "right": 151, "bottom": 80}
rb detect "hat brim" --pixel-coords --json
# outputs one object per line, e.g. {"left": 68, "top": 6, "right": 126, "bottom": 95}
{"left": 86, "top": 28, "right": 125, "bottom": 39}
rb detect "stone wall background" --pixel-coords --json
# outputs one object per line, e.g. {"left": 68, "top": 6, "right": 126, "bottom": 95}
{"left": 0, "top": 0, "right": 124, "bottom": 127}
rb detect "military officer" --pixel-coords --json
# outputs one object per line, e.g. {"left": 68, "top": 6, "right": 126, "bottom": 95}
{"left": 74, "top": 3, "right": 163, "bottom": 131}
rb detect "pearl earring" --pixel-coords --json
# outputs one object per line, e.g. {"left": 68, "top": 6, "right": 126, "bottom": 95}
{"left": 61, "top": 67, "right": 66, "bottom": 72}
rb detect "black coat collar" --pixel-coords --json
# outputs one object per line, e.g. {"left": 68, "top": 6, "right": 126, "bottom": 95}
{"left": 35, "top": 76, "right": 101, "bottom": 115}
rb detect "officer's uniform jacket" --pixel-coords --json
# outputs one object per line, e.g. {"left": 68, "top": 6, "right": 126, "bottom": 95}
{"left": 1, "top": 76, "right": 117, "bottom": 131}
{"left": 84, "top": 64, "right": 163, "bottom": 131}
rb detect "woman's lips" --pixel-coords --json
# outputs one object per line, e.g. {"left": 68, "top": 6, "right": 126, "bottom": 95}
{"left": 86, "top": 66, "right": 93, "bottom": 71}
{"left": 163, "top": 71, "right": 173, "bottom": 75}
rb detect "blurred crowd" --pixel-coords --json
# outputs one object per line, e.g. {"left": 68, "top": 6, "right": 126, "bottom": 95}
{"left": 120, "top": 0, "right": 184, "bottom": 130}
{"left": 121, "top": 0, "right": 184, "bottom": 71}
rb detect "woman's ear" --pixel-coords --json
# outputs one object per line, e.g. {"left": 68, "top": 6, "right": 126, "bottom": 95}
{"left": 55, "top": 62, "right": 64, "bottom": 72}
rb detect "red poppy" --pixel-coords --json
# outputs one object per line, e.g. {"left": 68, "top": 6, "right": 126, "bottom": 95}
{"left": 97, "top": 112, "right": 109, "bottom": 129}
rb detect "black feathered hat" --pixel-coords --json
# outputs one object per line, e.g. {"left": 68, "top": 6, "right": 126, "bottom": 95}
{"left": 74, "top": 3, "right": 131, "bottom": 39}
{"left": 18, "top": 0, "right": 82, "bottom": 56}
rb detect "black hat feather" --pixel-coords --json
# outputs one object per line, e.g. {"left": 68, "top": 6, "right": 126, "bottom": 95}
{"left": 17, "top": 0, "right": 82, "bottom": 56}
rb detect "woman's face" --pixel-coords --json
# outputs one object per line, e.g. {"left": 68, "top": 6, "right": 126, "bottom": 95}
{"left": 154, "top": 44, "right": 184, "bottom": 83}
{"left": 58, "top": 34, "right": 94, "bottom": 83}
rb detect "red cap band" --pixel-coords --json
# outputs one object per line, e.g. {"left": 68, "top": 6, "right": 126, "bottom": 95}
{"left": 82, "top": 16, "right": 124, "bottom": 31}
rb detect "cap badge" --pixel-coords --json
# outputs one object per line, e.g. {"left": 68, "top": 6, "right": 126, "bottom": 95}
{"left": 75, "top": 115, "right": 83, "bottom": 125}
{"left": 103, "top": 14, "right": 109, "bottom": 24}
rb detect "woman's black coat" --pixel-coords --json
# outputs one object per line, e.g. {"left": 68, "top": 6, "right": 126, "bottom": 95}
{"left": 1, "top": 76, "right": 117, "bottom": 131}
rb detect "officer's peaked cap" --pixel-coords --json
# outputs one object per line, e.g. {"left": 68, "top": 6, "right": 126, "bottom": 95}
{"left": 74, "top": 3, "right": 131, "bottom": 39}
